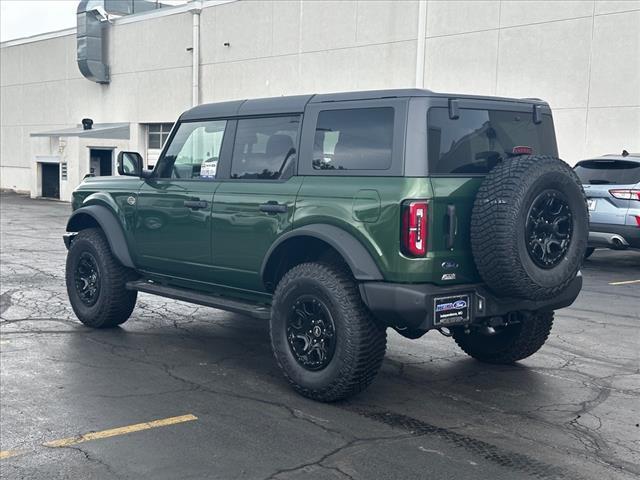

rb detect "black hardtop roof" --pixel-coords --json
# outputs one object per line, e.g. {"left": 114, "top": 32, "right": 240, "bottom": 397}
{"left": 180, "top": 88, "right": 549, "bottom": 120}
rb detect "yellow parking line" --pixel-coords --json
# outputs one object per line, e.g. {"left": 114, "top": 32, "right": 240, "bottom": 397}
{"left": 609, "top": 279, "right": 640, "bottom": 286}
{"left": 0, "top": 450, "right": 24, "bottom": 460}
{"left": 43, "top": 414, "right": 198, "bottom": 448}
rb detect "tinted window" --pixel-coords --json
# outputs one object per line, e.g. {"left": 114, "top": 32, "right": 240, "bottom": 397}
{"left": 231, "top": 116, "right": 300, "bottom": 180}
{"left": 574, "top": 160, "right": 640, "bottom": 185}
{"left": 313, "top": 107, "right": 394, "bottom": 171}
{"left": 427, "top": 108, "right": 557, "bottom": 174}
{"left": 156, "top": 120, "right": 226, "bottom": 179}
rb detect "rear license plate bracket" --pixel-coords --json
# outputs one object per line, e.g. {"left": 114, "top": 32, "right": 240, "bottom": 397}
{"left": 433, "top": 294, "right": 470, "bottom": 326}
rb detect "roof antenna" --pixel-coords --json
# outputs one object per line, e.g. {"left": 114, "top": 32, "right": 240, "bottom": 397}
{"left": 622, "top": 149, "right": 629, "bottom": 157}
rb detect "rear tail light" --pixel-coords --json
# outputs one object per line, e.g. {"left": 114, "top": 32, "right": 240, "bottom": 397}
{"left": 634, "top": 215, "right": 640, "bottom": 227}
{"left": 609, "top": 189, "right": 640, "bottom": 200}
{"left": 401, "top": 201, "right": 428, "bottom": 257}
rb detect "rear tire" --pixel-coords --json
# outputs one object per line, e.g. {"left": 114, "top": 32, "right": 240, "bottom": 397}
{"left": 270, "top": 262, "right": 387, "bottom": 402}
{"left": 451, "top": 311, "right": 554, "bottom": 364}
{"left": 65, "top": 228, "right": 137, "bottom": 328}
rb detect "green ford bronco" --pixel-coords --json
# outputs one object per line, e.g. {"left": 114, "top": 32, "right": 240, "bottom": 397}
{"left": 64, "top": 89, "right": 588, "bottom": 401}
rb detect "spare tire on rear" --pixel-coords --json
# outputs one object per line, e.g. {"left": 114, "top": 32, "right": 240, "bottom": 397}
{"left": 471, "top": 155, "right": 588, "bottom": 301}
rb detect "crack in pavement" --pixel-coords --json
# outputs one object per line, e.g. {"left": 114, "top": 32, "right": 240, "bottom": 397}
{"left": 262, "top": 434, "right": 414, "bottom": 480}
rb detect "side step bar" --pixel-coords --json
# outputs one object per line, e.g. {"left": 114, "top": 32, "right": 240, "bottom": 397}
{"left": 126, "top": 280, "right": 271, "bottom": 320}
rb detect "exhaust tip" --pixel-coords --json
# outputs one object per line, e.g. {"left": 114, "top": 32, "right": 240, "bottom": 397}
{"left": 610, "top": 235, "right": 629, "bottom": 250}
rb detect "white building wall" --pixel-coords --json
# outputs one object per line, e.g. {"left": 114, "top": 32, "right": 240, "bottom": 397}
{"left": 1, "top": 0, "right": 639, "bottom": 196}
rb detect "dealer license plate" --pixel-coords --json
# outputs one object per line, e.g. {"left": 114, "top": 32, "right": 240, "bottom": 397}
{"left": 433, "top": 294, "right": 470, "bottom": 326}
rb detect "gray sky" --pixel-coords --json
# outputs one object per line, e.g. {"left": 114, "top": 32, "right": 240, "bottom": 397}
{"left": 0, "top": 0, "right": 188, "bottom": 42}
{"left": 1, "top": 1, "right": 78, "bottom": 42}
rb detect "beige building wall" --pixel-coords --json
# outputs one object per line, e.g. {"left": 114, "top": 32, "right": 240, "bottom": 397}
{"left": 1, "top": 0, "right": 639, "bottom": 196}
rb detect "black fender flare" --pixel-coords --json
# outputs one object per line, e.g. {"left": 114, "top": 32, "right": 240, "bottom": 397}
{"left": 66, "top": 205, "right": 135, "bottom": 268}
{"left": 260, "top": 224, "right": 384, "bottom": 285}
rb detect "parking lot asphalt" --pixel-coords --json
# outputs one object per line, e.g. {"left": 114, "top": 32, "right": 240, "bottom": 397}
{"left": 1, "top": 191, "right": 638, "bottom": 480}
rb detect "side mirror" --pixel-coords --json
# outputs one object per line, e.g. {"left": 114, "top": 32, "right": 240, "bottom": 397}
{"left": 117, "top": 151, "right": 144, "bottom": 177}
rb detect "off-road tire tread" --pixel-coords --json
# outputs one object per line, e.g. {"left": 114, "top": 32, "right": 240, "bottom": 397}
{"left": 452, "top": 311, "right": 554, "bottom": 364}
{"left": 271, "top": 262, "right": 387, "bottom": 402}
{"left": 66, "top": 228, "right": 137, "bottom": 328}
{"left": 471, "top": 155, "right": 587, "bottom": 300}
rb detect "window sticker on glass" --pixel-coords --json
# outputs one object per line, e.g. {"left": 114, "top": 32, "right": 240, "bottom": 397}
{"left": 200, "top": 159, "right": 218, "bottom": 179}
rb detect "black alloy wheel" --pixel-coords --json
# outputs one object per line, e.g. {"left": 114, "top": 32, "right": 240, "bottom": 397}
{"left": 74, "top": 252, "right": 101, "bottom": 306}
{"left": 525, "top": 189, "right": 573, "bottom": 269}
{"left": 286, "top": 296, "right": 336, "bottom": 371}
{"left": 270, "top": 261, "right": 387, "bottom": 402}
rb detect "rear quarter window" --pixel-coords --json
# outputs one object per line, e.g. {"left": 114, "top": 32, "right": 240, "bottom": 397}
{"left": 574, "top": 160, "right": 640, "bottom": 185}
{"left": 427, "top": 107, "right": 557, "bottom": 175}
{"left": 313, "top": 107, "right": 394, "bottom": 171}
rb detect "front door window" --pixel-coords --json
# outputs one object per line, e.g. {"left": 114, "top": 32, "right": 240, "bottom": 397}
{"left": 156, "top": 120, "right": 227, "bottom": 180}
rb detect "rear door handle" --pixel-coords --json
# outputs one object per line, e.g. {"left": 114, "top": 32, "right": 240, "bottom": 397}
{"left": 259, "top": 202, "right": 288, "bottom": 214}
{"left": 184, "top": 200, "right": 209, "bottom": 209}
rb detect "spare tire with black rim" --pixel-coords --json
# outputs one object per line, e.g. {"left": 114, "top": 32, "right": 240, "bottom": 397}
{"left": 471, "top": 155, "right": 588, "bottom": 300}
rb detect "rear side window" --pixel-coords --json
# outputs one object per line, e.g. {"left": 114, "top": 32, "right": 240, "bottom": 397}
{"left": 313, "top": 107, "right": 394, "bottom": 170}
{"left": 427, "top": 108, "right": 557, "bottom": 174}
{"left": 230, "top": 116, "right": 300, "bottom": 180}
{"left": 574, "top": 160, "right": 640, "bottom": 185}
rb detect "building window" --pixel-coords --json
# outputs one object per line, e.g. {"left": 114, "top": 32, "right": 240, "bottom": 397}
{"left": 148, "top": 123, "right": 173, "bottom": 149}
{"left": 146, "top": 123, "right": 174, "bottom": 167}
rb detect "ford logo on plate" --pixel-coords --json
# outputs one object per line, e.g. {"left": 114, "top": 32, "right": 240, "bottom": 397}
{"left": 453, "top": 300, "right": 467, "bottom": 309}
{"left": 441, "top": 260, "right": 459, "bottom": 270}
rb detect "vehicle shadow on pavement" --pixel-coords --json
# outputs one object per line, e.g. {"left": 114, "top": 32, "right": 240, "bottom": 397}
{"left": 59, "top": 307, "right": 548, "bottom": 414}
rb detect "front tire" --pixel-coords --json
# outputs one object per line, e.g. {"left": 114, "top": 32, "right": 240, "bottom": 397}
{"left": 65, "top": 228, "right": 137, "bottom": 328}
{"left": 270, "top": 262, "right": 387, "bottom": 402}
{"left": 451, "top": 311, "right": 554, "bottom": 364}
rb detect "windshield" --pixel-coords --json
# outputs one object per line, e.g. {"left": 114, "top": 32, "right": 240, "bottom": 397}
{"left": 574, "top": 159, "right": 640, "bottom": 185}
{"left": 427, "top": 107, "right": 557, "bottom": 174}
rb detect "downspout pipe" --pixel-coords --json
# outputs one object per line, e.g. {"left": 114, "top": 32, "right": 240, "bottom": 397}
{"left": 192, "top": 4, "right": 201, "bottom": 106}
{"left": 415, "top": 0, "right": 427, "bottom": 88}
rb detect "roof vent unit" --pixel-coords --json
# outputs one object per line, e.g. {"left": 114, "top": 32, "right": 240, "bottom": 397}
{"left": 77, "top": 1, "right": 173, "bottom": 84}
{"left": 76, "top": 0, "right": 111, "bottom": 84}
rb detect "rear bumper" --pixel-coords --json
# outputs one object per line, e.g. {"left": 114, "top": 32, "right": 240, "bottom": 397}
{"left": 588, "top": 223, "right": 640, "bottom": 249}
{"left": 359, "top": 273, "right": 583, "bottom": 331}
